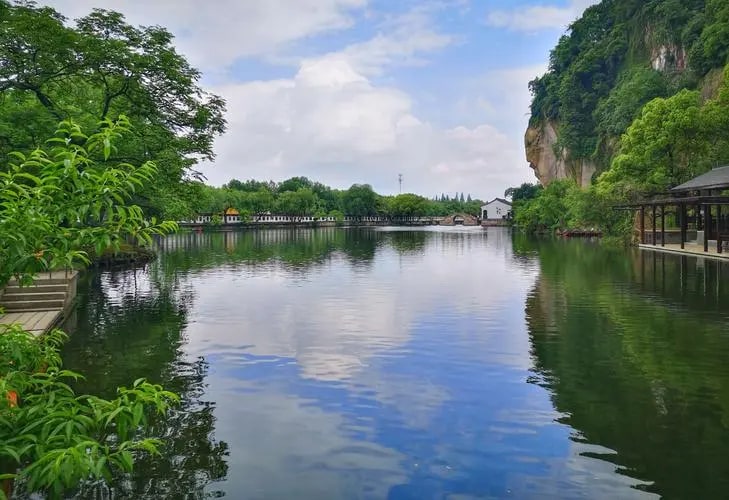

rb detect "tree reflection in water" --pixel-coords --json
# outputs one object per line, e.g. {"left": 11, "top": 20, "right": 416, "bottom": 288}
{"left": 62, "top": 269, "right": 229, "bottom": 498}
{"left": 515, "top": 235, "right": 729, "bottom": 498}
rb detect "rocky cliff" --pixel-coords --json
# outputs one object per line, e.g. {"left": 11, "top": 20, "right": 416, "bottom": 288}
{"left": 524, "top": 121, "right": 597, "bottom": 188}
{"left": 525, "top": 0, "right": 727, "bottom": 187}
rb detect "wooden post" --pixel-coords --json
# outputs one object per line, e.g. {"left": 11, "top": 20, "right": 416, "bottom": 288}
{"left": 718, "top": 205, "right": 723, "bottom": 254}
{"left": 661, "top": 205, "right": 666, "bottom": 247}
{"left": 652, "top": 205, "right": 657, "bottom": 246}
{"left": 640, "top": 206, "right": 645, "bottom": 245}
{"left": 705, "top": 204, "right": 711, "bottom": 253}
{"left": 696, "top": 204, "right": 702, "bottom": 231}
{"left": 680, "top": 204, "right": 686, "bottom": 250}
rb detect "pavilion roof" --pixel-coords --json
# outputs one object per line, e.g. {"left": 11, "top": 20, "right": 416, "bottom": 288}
{"left": 671, "top": 166, "right": 729, "bottom": 192}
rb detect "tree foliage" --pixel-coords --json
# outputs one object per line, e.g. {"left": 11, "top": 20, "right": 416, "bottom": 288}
{"left": 504, "top": 183, "right": 542, "bottom": 203}
{"left": 529, "top": 0, "right": 726, "bottom": 166}
{"left": 192, "top": 177, "right": 485, "bottom": 220}
{"left": 0, "top": 1, "right": 226, "bottom": 218}
{"left": 512, "top": 180, "right": 632, "bottom": 238}
{"left": 515, "top": 65, "right": 729, "bottom": 239}
{"left": 0, "top": 117, "right": 177, "bottom": 287}
{"left": 600, "top": 65, "right": 729, "bottom": 199}
{"left": 0, "top": 120, "right": 179, "bottom": 498}
{"left": 0, "top": 326, "right": 178, "bottom": 499}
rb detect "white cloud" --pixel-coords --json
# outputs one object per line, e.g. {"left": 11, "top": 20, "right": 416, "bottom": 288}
{"left": 46, "top": 0, "right": 367, "bottom": 70}
{"left": 44, "top": 0, "right": 536, "bottom": 198}
{"left": 485, "top": 0, "right": 600, "bottom": 33}
{"left": 455, "top": 63, "right": 549, "bottom": 141}
{"left": 322, "top": 5, "right": 454, "bottom": 77}
{"left": 201, "top": 57, "right": 530, "bottom": 199}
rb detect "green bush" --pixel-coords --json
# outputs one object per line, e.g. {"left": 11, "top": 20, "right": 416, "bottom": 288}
{"left": 0, "top": 326, "right": 178, "bottom": 499}
{"left": 0, "top": 117, "right": 177, "bottom": 287}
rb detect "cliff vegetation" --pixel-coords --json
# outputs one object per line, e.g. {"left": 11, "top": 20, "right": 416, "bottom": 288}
{"left": 516, "top": 0, "right": 729, "bottom": 238}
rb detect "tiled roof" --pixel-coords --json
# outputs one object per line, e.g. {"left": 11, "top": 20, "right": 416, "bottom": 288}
{"left": 671, "top": 166, "right": 729, "bottom": 192}
{"left": 482, "top": 198, "right": 512, "bottom": 207}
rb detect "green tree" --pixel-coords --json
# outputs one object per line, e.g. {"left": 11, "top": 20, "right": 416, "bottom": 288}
{"left": 275, "top": 188, "right": 317, "bottom": 217}
{"left": 594, "top": 67, "right": 668, "bottom": 138}
{"left": 0, "top": 1, "right": 226, "bottom": 218}
{"left": 599, "top": 89, "right": 710, "bottom": 198}
{"left": 691, "top": 0, "right": 729, "bottom": 74}
{"left": 0, "top": 327, "right": 179, "bottom": 500}
{"left": 277, "top": 176, "right": 312, "bottom": 193}
{"left": 246, "top": 190, "right": 275, "bottom": 219}
{"left": 225, "top": 179, "right": 271, "bottom": 193}
{"left": 388, "top": 194, "right": 428, "bottom": 217}
{"left": 311, "top": 182, "right": 342, "bottom": 213}
{"left": 342, "top": 184, "right": 377, "bottom": 217}
{"left": 505, "top": 183, "right": 543, "bottom": 203}
{"left": 514, "top": 180, "right": 574, "bottom": 233}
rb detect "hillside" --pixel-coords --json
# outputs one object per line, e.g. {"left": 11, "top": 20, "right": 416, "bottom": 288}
{"left": 526, "top": 0, "right": 729, "bottom": 187}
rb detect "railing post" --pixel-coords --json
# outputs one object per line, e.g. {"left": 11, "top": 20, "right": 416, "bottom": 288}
{"left": 680, "top": 204, "right": 686, "bottom": 250}
{"left": 640, "top": 206, "right": 645, "bottom": 244}
{"left": 718, "top": 205, "right": 723, "bottom": 254}
{"left": 705, "top": 204, "right": 711, "bottom": 253}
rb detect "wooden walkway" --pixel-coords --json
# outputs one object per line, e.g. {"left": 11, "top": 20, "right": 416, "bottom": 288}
{"left": 0, "top": 270, "right": 77, "bottom": 336}
{"left": 639, "top": 243, "right": 729, "bottom": 261}
{"left": 0, "top": 310, "right": 63, "bottom": 336}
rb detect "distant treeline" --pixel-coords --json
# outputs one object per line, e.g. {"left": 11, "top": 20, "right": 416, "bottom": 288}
{"left": 179, "top": 176, "right": 484, "bottom": 220}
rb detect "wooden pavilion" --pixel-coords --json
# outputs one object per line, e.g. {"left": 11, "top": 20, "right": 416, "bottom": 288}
{"left": 624, "top": 166, "right": 729, "bottom": 257}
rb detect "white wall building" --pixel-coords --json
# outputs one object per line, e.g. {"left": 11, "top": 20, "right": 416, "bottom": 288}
{"left": 481, "top": 198, "right": 512, "bottom": 220}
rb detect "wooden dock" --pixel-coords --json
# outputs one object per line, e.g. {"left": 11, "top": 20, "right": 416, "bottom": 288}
{"left": 0, "top": 310, "right": 62, "bottom": 336}
{"left": 0, "top": 271, "right": 78, "bottom": 336}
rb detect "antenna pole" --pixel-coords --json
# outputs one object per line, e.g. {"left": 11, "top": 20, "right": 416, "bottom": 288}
{"left": 398, "top": 173, "right": 403, "bottom": 194}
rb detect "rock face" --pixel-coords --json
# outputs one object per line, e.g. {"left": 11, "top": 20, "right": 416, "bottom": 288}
{"left": 650, "top": 44, "right": 687, "bottom": 72}
{"left": 524, "top": 120, "right": 597, "bottom": 188}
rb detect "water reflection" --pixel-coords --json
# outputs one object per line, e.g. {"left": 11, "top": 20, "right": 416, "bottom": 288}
{"left": 518, "top": 236, "right": 729, "bottom": 498}
{"left": 60, "top": 228, "right": 729, "bottom": 499}
{"left": 62, "top": 270, "right": 229, "bottom": 498}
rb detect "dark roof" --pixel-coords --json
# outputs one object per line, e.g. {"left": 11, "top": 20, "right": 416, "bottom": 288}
{"left": 671, "top": 166, "right": 729, "bottom": 192}
{"left": 483, "top": 197, "right": 512, "bottom": 207}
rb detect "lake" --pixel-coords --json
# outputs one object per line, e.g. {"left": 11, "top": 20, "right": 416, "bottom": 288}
{"left": 61, "top": 227, "right": 729, "bottom": 499}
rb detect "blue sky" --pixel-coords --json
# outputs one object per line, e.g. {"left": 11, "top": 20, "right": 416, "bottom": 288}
{"left": 49, "top": 0, "right": 598, "bottom": 200}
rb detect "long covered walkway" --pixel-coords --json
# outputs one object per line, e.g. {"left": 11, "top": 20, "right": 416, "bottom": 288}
{"left": 622, "top": 167, "right": 729, "bottom": 259}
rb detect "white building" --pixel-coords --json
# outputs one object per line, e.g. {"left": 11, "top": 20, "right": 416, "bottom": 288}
{"left": 481, "top": 198, "right": 512, "bottom": 220}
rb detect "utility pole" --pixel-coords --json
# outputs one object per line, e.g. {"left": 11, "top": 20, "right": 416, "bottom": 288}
{"left": 398, "top": 173, "right": 403, "bottom": 194}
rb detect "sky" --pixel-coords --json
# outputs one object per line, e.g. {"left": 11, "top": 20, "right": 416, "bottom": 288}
{"left": 46, "top": 0, "right": 599, "bottom": 201}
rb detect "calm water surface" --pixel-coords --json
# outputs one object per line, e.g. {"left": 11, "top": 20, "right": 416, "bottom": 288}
{"left": 61, "top": 227, "right": 729, "bottom": 499}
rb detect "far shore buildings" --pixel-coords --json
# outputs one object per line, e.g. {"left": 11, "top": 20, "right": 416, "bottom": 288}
{"left": 481, "top": 198, "right": 512, "bottom": 222}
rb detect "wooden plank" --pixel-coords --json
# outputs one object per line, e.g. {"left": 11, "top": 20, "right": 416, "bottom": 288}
{"left": 29, "top": 311, "right": 58, "bottom": 333}
{"left": 21, "top": 312, "right": 42, "bottom": 331}
{"left": 0, "top": 309, "right": 61, "bottom": 333}
{"left": 42, "top": 310, "right": 62, "bottom": 331}
{"left": 25, "top": 311, "right": 54, "bottom": 331}
{"left": 15, "top": 312, "right": 33, "bottom": 323}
